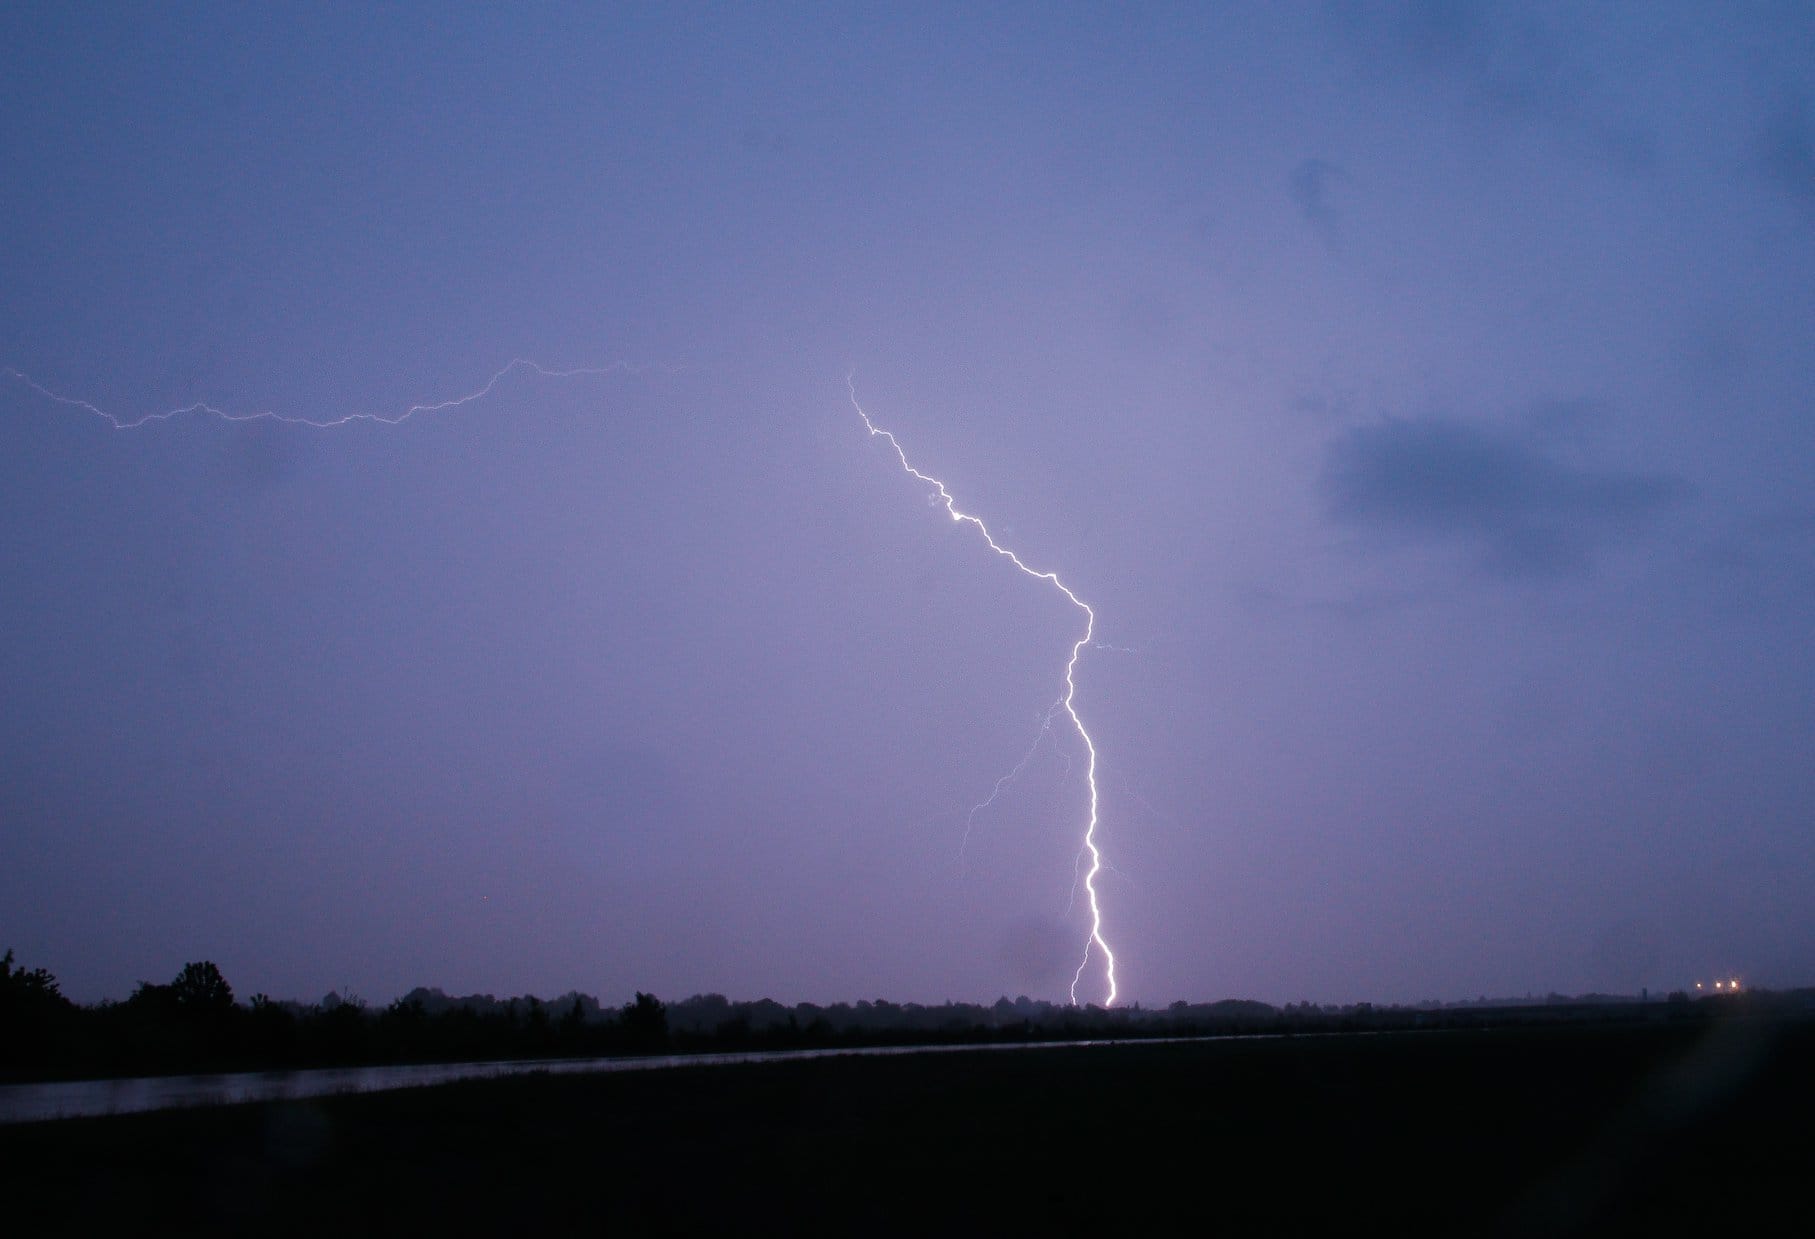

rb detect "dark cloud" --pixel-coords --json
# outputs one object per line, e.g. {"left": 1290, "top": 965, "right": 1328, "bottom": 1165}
{"left": 1321, "top": 415, "right": 1692, "bottom": 577}
{"left": 1757, "top": 98, "right": 1815, "bottom": 219}
{"left": 1328, "top": 0, "right": 1559, "bottom": 117}
{"left": 1289, "top": 159, "right": 1349, "bottom": 244}
{"left": 1325, "top": 0, "right": 1658, "bottom": 174}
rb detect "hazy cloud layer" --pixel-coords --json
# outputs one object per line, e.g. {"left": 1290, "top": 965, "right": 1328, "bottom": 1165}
{"left": 1321, "top": 415, "right": 1692, "bottom": 577}
{"left": 1758, "top": 98, "right": 1815, "bottom": 219}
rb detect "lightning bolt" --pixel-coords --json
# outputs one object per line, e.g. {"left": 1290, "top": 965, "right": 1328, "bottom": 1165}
{"left": 846, "top": 376, "right": 1117, "bottom": 1008}
{"left": 961, "top": 698, "right": 1064, "bottom": 873}
{"left": 2, "top": 358, "right": 650, "bottom": 431}
{"left": 9, "top": 358, "right": 1121, "bottom": 1005}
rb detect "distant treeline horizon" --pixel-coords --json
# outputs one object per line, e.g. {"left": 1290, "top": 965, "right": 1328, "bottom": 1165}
{"left": 4, "top": 949, "right": 1802, "bottom": 1086}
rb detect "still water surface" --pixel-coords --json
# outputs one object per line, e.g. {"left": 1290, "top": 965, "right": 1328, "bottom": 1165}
{"left": 0, "top": 1037, "right": 1189, "bottom": 1125}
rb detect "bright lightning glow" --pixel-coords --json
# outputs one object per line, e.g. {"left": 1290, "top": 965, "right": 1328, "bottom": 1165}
{"left": 846, "top": 376, "right": 1117, "bottom": 1007}
{"left": 3, "top": 358, "right": 648, "bottom": 431}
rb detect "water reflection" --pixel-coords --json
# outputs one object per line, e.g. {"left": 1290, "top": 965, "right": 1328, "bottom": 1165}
{"left": 0, "top": 1037, "right": 1168, "bottom": 1125}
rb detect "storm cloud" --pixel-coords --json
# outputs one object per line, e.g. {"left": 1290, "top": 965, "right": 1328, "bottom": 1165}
{"left": 1320, "top": 415, "right": 1692, "bottom": 577}
{"left": 1289, "top": 159, "right": 1349, "bottom": 245}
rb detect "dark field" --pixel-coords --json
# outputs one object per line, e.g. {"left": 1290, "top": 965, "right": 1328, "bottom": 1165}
{"left": 6, "top": 1017, "right": 1810, "bottom": 1236}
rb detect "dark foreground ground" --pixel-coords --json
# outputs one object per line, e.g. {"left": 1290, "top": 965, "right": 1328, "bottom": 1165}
{"left": 5, "top": 1016, "right": 1810, "bottom": 1236}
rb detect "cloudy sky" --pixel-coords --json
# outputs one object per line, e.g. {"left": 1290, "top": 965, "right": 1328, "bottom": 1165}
{"left": 3, "top": 2, "right": 1811, "bottom": 1007}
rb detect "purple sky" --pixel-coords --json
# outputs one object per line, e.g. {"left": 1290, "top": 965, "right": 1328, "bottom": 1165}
{"left": 3, "top": 3, "right": 1812, "bottom": 1008}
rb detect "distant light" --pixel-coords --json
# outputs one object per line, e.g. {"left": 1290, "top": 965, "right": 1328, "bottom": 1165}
{"left": 1714, "top": 980, "right": 1723, "bottom": 989}
{"left": 1696, "top": 982, "right": 1703, "bottom": 989}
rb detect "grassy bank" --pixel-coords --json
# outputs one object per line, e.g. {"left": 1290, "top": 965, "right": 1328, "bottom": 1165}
{"left": 5, "top": 1018, "right": 1809, "bottom": 1235}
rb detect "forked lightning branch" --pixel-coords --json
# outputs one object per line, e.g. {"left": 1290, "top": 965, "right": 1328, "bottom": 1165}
{"left": 846, "top": 378, "right": 1118, "bottom": 1007}
{"left": 4, "top": 361, "right": 1123, "bottom": 1007}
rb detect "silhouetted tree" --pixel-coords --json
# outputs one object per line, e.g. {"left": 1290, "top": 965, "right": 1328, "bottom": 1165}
{"left": 246, "top": 993, "right": 299, "bottom": 1062}
{"left": 170, "top": 961, "right": 234, "bottom": 1014}
{"left": 524, "top": 995, "right": 552, "bottom": 1051}
{"left": 314, "top": 995, "right": 371, "bottom": 1063}
{"left": 377, "top": 996, "right": 430, "bottom": 1062}
{"left": 0, "top": 950, "right": 68, "bottom": 1010}
{"left": 1, "top": 950, "right": 79, "bottom": 1076}
{"left": 125, "top": 980, "right": 177, "bottom": 1013}
{"left": 622, "top": 992, "right": 667, "bottom": 1050}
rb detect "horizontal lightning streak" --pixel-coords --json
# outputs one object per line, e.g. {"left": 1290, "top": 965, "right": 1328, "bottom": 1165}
{"left": 846, "top": 376, "right": 1116, "bottom": 1007}
{"left": 2, "top": 358, "right": 653, "bottom": 431}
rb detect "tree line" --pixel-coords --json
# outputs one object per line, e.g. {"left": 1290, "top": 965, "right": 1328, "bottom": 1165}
{"left": 0, "top": 952, "right": 672, "bottom": 1082}
{"left": 2, "top": 949, "right": 1775, "bottom": 1084}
